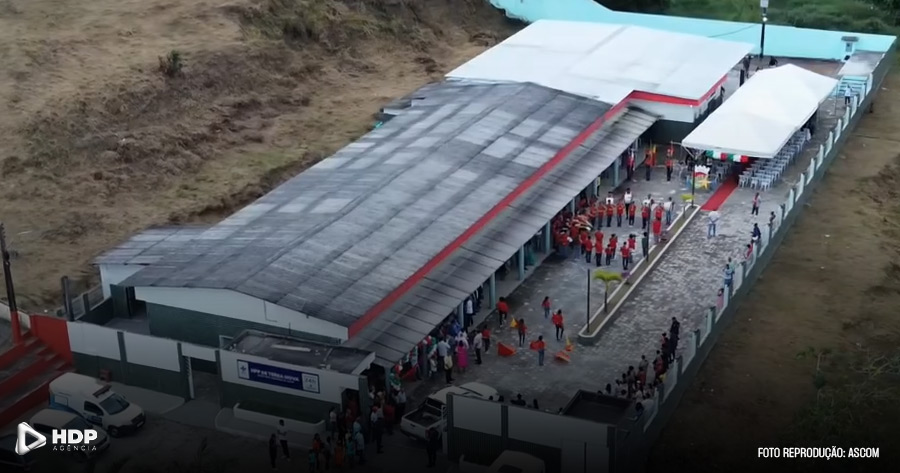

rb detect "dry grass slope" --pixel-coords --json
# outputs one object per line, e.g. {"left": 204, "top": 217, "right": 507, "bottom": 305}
{"left": 0, "top": 0, "right": 516, "bottom": 309}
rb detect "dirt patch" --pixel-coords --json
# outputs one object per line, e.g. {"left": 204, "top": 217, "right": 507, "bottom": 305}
{"left": 649, "top": 73, "right": 900, "bottom": 472}
{"left": 0, "top": 0, "right": 517, "bottom": 309}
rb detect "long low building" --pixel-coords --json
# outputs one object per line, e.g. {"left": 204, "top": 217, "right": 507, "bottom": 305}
{"left": 94, "top": 20, "right": 751, "bottom": 368}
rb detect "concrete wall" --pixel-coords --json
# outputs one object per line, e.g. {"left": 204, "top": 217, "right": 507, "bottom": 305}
{"left": 145, "top": 302, "right": 341, "bottom": 348}
{"left": 136, "top": 286, "right": 348, "bottom": 342}
{"left": 99, "top": 264, "right": 143, "bottom": 299}
{"left": 67, "top": 322, "right": 189, "bottom": 398}
{"left": 218, "top": 349, "right": 365, "bottom": 421}
{"left": 447, "top": 396, "right": 612, "bottom": 473}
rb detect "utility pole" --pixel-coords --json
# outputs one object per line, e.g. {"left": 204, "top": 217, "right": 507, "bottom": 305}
{"left": 760, "top": 0, "right": 769, "bottom": 60}
{"left": 586, "top": 268, "right": 591, "bottom": 330}
{"left": 0, "top": 223, "right": 23, "bottom": 344}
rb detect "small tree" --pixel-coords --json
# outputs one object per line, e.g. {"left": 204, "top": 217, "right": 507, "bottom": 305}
{"left": 593, "top": 269, "right": 623, "bottom": 314}
{"left": 159, "top": 50, "right": 184, "bottom": 77}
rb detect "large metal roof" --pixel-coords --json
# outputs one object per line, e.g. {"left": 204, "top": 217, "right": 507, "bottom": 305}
{"left": 346, "top": 105, "right": 659, "bottom": 366}
{"left": 122, "top": 82, "right": 613, "bottom": 329}
{"left": 447, "top": 20, "right": 754, "bottom": 103}
{"left": 95, "top": 226, "right": 211, "bottom": 265}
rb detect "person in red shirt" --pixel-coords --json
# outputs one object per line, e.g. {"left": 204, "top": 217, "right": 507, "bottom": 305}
{"left": 627, "top": 202, "right": 637, "bottom": 227}
{"left": 605, "top": 202, "right": 614, "bottom": 227}
{"left": 628, "top": 234, "right": 637, "bottom": 251}
{"left": 582, "top": 236, "right": 594, "bottom": 264}
{"left": 621, "top": 244, "right": 632, "bottom": 271}
{"left": 666, "top": 157, "right": 675, "bottom": 182}
{"left": 616, "top": 201, "right": 625, "bottom": 227}
{"left": 609, "top": 233, "right": 619, "bottom": 250}
{"left": 654, "top": 204, "right": 664, "bottom": 223}
{"left": 652, "top": 218, "right": 662, "bottom": 244}
{"left": 641, "top": 204, "right": 651, "bottom": 230}
{"left": 534, "top": 335, "right": 546, "bottom": 366}
{"left": 626, "top": 152, "right": 636, "bottom": 181}
{"left": 605, "top": 242, "right": 615, "bottom": 266}
{"left": 644, "top": 150, "right": 653, "bottom": 181}
{"left": 551, "top": 310, "right": 564, "bottom": 341}
{"left": 496, "top": 298, "right": 509, "bottom": 326}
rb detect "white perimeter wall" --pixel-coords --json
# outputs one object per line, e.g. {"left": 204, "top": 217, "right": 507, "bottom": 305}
{"left": 68, "top": 322, "right": 122, "bottom": 361}
{"left": 630, "top": 100, "right": 696, "bottom": 123}
{"left": 452, "top": 397, "right": 611, "bottom": 471}
{"left": 98, "top": 264, "right": 143, "bottom": 299}
{"left": 219, "top": 349, "right": 360, "bottom": 404}
{"left": 67, "top": 322, "right": 182, "bottom": 372}
{"left": 134, "top": 286, "right": 349, "bottom": 341}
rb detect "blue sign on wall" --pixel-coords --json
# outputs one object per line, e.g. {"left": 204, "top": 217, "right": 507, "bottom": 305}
{"left": 236, "top": 359, "right": 321, "bottom": 394}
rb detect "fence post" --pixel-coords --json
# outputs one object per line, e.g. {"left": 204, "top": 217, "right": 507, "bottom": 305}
{"left": 817, "top": 145, "right": 824, "bottom": 168}
{"left": 844, "top": 106, "right": 851, "bottom": 126}
{"left": 826, "top": 131, "right": 834, "bottom": 154}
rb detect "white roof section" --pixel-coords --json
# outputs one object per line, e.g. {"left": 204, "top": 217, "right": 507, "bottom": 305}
{"left": 447, "top": 19, "right": 754, "bottom": 104}
{"left": 683, "top": 64, "right": 838, "bottom": 158}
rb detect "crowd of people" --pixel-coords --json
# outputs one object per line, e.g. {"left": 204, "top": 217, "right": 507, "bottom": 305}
{"left": 549, "top": 188, "right": 678, "bottom": 271}
{"left": 600, "top": 317, "right": 681, "bottom": 415}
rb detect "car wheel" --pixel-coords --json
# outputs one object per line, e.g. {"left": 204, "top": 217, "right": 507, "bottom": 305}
{"left": 108, "top": 426, "right": 120, "bottom": 437}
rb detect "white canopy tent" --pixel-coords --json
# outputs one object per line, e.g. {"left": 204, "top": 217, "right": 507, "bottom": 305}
{"left": 682, "top": 64, "right": 839, "bottom": 158}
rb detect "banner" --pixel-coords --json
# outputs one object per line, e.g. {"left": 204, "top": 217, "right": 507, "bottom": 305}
{"left": 236, "top": 359, "right": 321, "bottom": 393}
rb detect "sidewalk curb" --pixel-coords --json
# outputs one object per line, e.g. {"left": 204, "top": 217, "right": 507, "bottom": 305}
{"left": 577, "top": 205, "right": 701, "bottom": 345}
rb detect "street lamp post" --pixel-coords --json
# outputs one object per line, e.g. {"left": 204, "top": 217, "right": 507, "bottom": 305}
{"left": 760, "top": 0, "right": 769, "bottom": 60}
{"left": 586, "top": 268, "right": 591, "bottom": 330}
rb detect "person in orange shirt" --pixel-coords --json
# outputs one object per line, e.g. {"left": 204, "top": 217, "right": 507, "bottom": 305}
{"left": 666, "top": 156, "right": 675, "bottom": 182}
{"left": 609, "top": 233, "right": 619, "bottom": 251}
{"left": 604, "top": 242, "right": 615, "bottom": 266}
{"left": 652, "top": 217, "right": 663, "bottom": 244}
{"left": 628, "top": 234, "right": 637, "bottom": 251}
{"left": 641, "top": 204, "right": 651, "bottom": 230}
{"left": 627, "top": 202, "right": 637, "bottom": 227}
{"left": 605, "top": 202, "right": 614, "bottom": 227}
{"left": 616, "top": 201, "right": 625, "bottom": 227}
{"left": 654, "top": 204, "right": 664, "bottom": 223}
{"left": 645, "top": 150, "right": 653, "bottom": 181}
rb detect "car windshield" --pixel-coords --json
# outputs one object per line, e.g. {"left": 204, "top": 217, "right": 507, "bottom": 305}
{"left": 63, "top": 416, "right": 92, "bottom": 431}
{"left": 99, "top": 394, "right": 130, "bottom": 415}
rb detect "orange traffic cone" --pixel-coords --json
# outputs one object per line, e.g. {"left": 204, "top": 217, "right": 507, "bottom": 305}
{"left": 565, "top": 337, "right": 574, "bottom": 352}
{"left": 555, "top": 351, "right": 571, "bottom": 363}
{"left": 497, "top": 342, "right": 516, "bottom": 357}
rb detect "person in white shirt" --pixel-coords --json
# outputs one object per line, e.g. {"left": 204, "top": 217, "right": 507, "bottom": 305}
{"left": 473, "top": 330, "right": 484, "bottom": 365}
{"left": 844, "top": 86, "right": 854, "bottom": 106}
{"left": 277, "top": 419, "right": 290, "bottom": 460}
{"left": 623, "top": 188, "right": 633, "bottom": 205}
{"left": 708, "top": 210, "right": 720, "bottom": 238}
{"left": 455, "top": 331, "right": 469, "bottom": 350}
{"left": 663, "top": 197, "right": 673, "bottom": 225}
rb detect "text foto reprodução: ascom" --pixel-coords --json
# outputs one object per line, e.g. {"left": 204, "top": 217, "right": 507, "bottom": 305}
{"left": 758, "top": 447, "right": 880, "bottom": 459}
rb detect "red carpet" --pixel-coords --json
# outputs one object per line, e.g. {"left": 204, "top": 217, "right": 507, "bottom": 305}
{"left": 701, "top": 178, "right": 739, "bottom": 211}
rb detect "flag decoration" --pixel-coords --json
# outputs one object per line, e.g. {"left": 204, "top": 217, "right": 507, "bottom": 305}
{"left": 704, "top": 150, "right": 750, "bottom": 163}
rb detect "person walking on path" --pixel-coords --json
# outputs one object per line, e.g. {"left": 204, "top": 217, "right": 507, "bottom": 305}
{"left": 542, "top": 296, "right": 551, "bottom": 319}
{"left": 652, "top": 218, "right": 662, "bottom": 245}
{"left": 456, "top": 341, "right": 469, "bottom": 374}
{"left": 552, "top": 310, "right": 564, "bottom": 341}
{"left": 473, "top": 330, "right": 483, "bottom": 365}
{"left": 627, "top": 202, "right": 637, "bottom": 227}
{"left": 535, "top": 335, "right": 547, "bottom": 366}
{"left": 582, "top": 236, "right": 593, "bottom": 263}
{"left": 482, "top": 326, "right": 491, "bottom": 354}
{"left": 354, "top": 426, "right": 366, "bottom": 465}
{"left": 621, "top": 243, "right": 631, "bottom": 271}
{"left": 496, "top": 297, "right": 509, "bottom": 326}
{"left": 277, "top": 419, "right": 291, "bottom": 461}
{"left": 751, "top": 223, "right": 762, "bottom": 244}
{"left": 616, "top": 200, "right": 625, "bottom": 227}
{"left": 641, "top": 203, "right": 651, "bottom": 230}
{"left": 669, "top": 317, "right": 681, "bottom": 339}
{"left": 606, "top": 200, "right": 615, "bottom": 227}
{"left": 769, "top": 210, "right": 777, "bottom": 230}
{"left": 844, "top": 85, "right": 853, "bottom": 106}
{"left": 268, "top": 434, "right": 278, "bottom": 470}
{"left": 517, "top": 319, "right": 527, "bottom": 347}
{"left": 666, "top": 155, "right": 674, "bottom": 181}
{"left": 752, "top": 192, "right": 761, "bottom": 216}
{"left": 708, "top": 210, "right": 720, "bottom": 238}
{"left": 644, "top": 150, "right": 653, "bottom": 181}
{"left": 604, "top": 242, "right": 615, "bottom": 266}
{"left": 654, "top": 204, "right": 664, "bottom": 226}
{"left": 664, "top": 198, "right": 674, "bottom": 225}
{"left": 426, "top": 428, "right": 441, "bottom": 468}
{"left": 641, "top": 232, "right": 650, "bottom": 259}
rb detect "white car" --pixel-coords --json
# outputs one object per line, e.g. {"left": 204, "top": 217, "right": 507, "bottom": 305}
{"left": 48, "top": 373, "right": 145, "bottom": 437}
{"left": 400, "top": 382, "right": 498, "bottom": 441}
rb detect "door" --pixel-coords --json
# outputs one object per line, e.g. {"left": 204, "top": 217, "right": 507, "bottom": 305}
{"left": 83, "top": 401, "right": 104, "bottom": 426}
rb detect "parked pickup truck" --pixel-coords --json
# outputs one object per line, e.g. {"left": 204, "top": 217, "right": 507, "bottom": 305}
{"left": 400, "top": 382, "right": 498, "bottom": 441}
